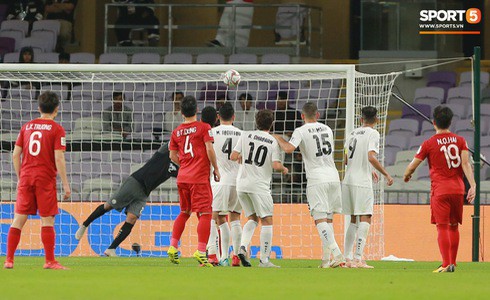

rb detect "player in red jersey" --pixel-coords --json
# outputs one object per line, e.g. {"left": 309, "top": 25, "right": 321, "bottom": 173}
{"left": 404, "top": 106, "right": 476, "bottom": 273}
{"left": 167, "top": 96, "right": 220, "bottom": 267}
{"left": 4, "top": 91, "right": 71, "bottom": 270}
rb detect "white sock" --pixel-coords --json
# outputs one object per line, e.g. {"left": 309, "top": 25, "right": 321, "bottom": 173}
{"left": 240, "top": 220, "right": 258, "bottom": 249}
{"left": 344, "top": 222, "right": 358, "bottom": 260}
{"left": 219, "top": 223, "right": 231, "bottom": 260}
{"left": 207, "top": 219, "right": 219, "bottom": 260}
{"left": 355, "top": 222, "right": 370, "bottom": 260}
{"left": 321, "top": 221, "right": 334, "bottom": 261}
{"left": 260, "top": 225, "right": 273, "bottom": 263}
{"left": 316, "top": 222, "right": 342, "bottom": 260}
{"left": 230, "top": 220, "right": 242, "bottom": 256}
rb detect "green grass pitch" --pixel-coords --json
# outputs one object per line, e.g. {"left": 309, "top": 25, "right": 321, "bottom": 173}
{"left": 1, "top": 257, "right": 489, "bottom": 299}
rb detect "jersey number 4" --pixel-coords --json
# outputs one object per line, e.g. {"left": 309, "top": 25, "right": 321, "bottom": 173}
{"left": 440, "top": 144, "right": 461, "bottom": 169}
{"left": 184, "top": 135, "right": 194, "bottom": 157}
{"left": 221, "top": 137, "right": 232, "bottom": 160}
{"left": 244, "top": 142, "right": 268, "bottom": 167}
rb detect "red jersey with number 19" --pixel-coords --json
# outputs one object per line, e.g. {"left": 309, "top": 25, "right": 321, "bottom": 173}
{"left": 170, "top": 121, "right": 214, "bottom": 184}
{"left": 414, "top": 132, "right": 468, "bottom": 197}
{"left": 15, "top": 118, "right": 66, "bottom": 180}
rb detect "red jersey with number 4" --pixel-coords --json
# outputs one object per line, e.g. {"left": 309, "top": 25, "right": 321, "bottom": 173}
{"left": 15, "top": 119, "right": 66, "bottom": 180}
{"left": 170, "top": 121, "right": 213, "bottom": 184}
{"left": 415, "top": 132, "right": 468, "bottom": 197}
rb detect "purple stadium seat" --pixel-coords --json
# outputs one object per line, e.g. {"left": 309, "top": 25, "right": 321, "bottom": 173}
{"left": 414, "top": 86, "right": 445, "bottom": 103}
{"left": 261, "top": 53, "right": 290, "bottom": 64}
{"left": 459, "top": 71, "right": 490, "bottom": 88}
{"left": 0, "top": 4, "right": 8, "bottom": 23}
{"left": 196, "top": 53, "right": 225, "bottom": 64}
{"left": 426, "top": 71, "right": 457, "bottom": 101}
{"left": 444, "top": 103, "right": 466, "bottom": 120}
{"left": 408, "top": 135, "right": 431, "bottom": 150}
{"left": 384, "top": 148, "right": 397, "bottom": 166}
{"left": 388, "top": 119, "right": 419, "bottom": 137}
{"left": 1, "top": 20, "right": 29, "bottom": 36}
{"left": 419, "top": 122, "right": 435, "bottom": 136}
{"left": 32, "top": 20, "right": 60, "bottom": 36}
{"left": 70, "top": 52, "right": 96, "bottom": 64}
{"left": 30, "top": 30, "right": 57, "bottom": 52}
{"left": 163, "top": 53, "right": 192, "bottom": 64}
{"left": 99, "top": 53, "right": 128, "bottom": 64}
{"left": 385, "top": 134, "right": 409, "bottom": 151}
{"left": 34, "top": 52, "right": 60, "bottom": 63}
{"left": 131, "top": 52, "right": 160, "bottom": 64}
{"left": 229, "top": 53, "right": 258, "bottom": 64}
{"left": 452, "top": 119, "right": 474, "bottom": 135}
{"left": 446, "top": 87, "right": 472, "bottom": 115}
{"left": 0, "top": 30, "right": 23, "bottom": 51}
{"left": 0, "top": 37, "right": 15, "bottom": 55}
{"left": 20, "top": 36, "right": 53, "bottom": 53}
{"left": 459, "top": 132, "right": 474, "bottom": 148}
{"left": 401, "top": 103, "right": 431, "bottom": 132}
{"left": 199, "top": 83, "right": 228, "bottom": 101}
{"left": 416, "top": 164, "right": 430, "bottom": 181}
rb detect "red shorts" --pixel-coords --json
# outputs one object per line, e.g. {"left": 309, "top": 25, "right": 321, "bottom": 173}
{"left": 16, "top": 176, "right": 59, "bottom": 217}
{"left": 177, "top": 182, "right": 212, "bottom": 213}
{"left": 430, "top": 194, "right": 464, "bottom": 225}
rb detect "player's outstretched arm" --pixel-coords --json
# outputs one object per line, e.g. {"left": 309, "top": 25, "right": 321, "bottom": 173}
{"left": 12, "top": 145, "right": 22, "bottom": 178}
{"left": 273, "top": 134, "right": 296, "bottom": 154}
{"left": 205, "top": 141, "right": 220, "bottom": 182}
{"left": 461, "top": 150, "right": 476, "bottom": 203}
{"left": 403, "top": 158, "right": 423, "bottom": 183}
{"left": 55, "top": 150, "right": 71, "bottom": 200}
{"left": 169, "top": 150, "right": 180, "bottom": 166}
{"left": 368, "top": 151, "right": 393, "bottom": 186}
{"left": 272, "top": 161, "right": 289, "bottom": 175}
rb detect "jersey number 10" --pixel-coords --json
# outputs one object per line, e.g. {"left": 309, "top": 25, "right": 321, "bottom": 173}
{"left": 244, "top": 142, "right": 268, "bottom": 167}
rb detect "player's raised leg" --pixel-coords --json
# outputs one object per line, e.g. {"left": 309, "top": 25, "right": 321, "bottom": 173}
{"left": 104, "top": 212, "right": 139, "bottom": 257}
{"left": 76, "top": 203, "right": 112, "bottom": 240}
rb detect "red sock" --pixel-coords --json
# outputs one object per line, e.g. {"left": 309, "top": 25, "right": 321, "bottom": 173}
{"left": 6, "top": 227, "right": 22, "bottom": 262}
{"left": 436, "top": 224, "right": 450, "bottom": 267}
{"left": 170, "top": 213, "right": 190, "bottom": 248}
{"left": 197, "top": 214, "right": 212, "bottom": 252}
{"left": 448, "top": 225, "right": 460, "bottom": 265}
{"left": 41, "top": 226, "right": 56, "bottom": 263}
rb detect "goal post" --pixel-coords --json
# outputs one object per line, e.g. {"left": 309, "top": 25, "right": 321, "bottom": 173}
{"left": 0, "top": 63, "right": 399, "bottom": 260}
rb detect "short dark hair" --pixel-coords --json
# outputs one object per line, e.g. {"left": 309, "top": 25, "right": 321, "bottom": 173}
{"left": 59, "top": 52, "right": 70, "bottom": 62}
{"left": 239, "top": 93, "right": 253, "bottom": 101}
{"left": 19, "top": 46, "right": 34, "bottom": 63}
{"left": 433, "top": 105, "right": 453, "bottom": 129}
{"left": 302, "top": 102, "right": 318, "bottom": 119}
{"left": 201, "top": 106, "right": 217, "bottom": 127}
{"left": 256, "top": 109, "right": 274, "bottom": 131}
{"left": 172, "top": 91, "right": 184, "bottom": 99}
{"left": 361, "top": 106, "right": 377, "bottom": 124}
{"left": 38, "top": 91, "right": 59, "bottom": 114}
{"left": 181, "top": 95, "right": 197, "bottom": 117}
{"left": 219, "top": 102, "right": 234, "bottom": 121}
{"left": 278, "top": 91, "right": 288, "bottom": 100}
{"left": 113, "top": 91, "right": 123, "bottom": 100}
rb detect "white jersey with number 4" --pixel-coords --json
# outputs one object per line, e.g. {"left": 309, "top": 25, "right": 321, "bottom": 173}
{"left": 343, "top": 126, "right": 380, "bottom": 188}
{"left": 234, "top": 130, "right": 282, "bottom": 194}
{"left": 288, "top": 122, "right": 339, "bottom": 185}
{"left": 212, "top": 124, "right": 242, "bottom": 186}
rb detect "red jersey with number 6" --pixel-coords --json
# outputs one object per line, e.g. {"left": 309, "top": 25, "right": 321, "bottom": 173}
{"left": 15, "top": 118, "right": 66, "bottom": 180}
{"left": 415, "top": 132, "right": 468, "bottom": 197}
{"left": 170, "top": 121, "right": 214, "bottom": 184}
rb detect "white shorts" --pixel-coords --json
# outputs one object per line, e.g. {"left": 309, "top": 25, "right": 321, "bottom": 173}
{"left": 237, "top": 191, "right": 273, "bottom": 218}
{"left": 212, "top": 184, "right": 242, "bottom": 215}
{"left": 341, "top": 184, "right": 374, "bottom": 216}
{"left": 306, "top": 182, "right": 342, "bottom": 220}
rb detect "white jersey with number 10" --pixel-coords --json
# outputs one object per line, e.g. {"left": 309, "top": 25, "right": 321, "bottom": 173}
{"left": 234, "top": 130, "right": 282, "bottom": 194}
{"left": 343, "top": 126, "right": 380, "bottom": 188}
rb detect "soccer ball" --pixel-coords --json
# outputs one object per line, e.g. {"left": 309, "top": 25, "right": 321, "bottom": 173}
{"left": 222, "top": 69, "right": 241, "bottom": 87}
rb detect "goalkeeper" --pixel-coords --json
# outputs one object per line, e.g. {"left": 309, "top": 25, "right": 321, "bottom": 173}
{"left": 75, "top": 106, "right": 218, "bottom": 256}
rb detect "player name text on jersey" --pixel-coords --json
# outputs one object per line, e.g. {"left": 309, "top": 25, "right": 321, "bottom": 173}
{"left": 436, "top": 136, "right": 457, "bottom": 145}
{"left": 176, "top": 127, "right": 197, "bottom": 137}
{"left": 25, "top": 124, "right": 53, "bottom": 131}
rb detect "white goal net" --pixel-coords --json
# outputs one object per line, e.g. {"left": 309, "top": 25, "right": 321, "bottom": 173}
{"left": 0, "top": 64, "right": 398, "bottom": 260}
